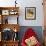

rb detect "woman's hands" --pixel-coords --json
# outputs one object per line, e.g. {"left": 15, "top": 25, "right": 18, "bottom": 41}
{"left": 25, "top": 36, "right": 38, "bottom": 46}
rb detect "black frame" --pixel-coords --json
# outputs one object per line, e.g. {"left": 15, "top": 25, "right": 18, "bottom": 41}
{"left": 25, "top": 7, "right": 36, "bottom": 20}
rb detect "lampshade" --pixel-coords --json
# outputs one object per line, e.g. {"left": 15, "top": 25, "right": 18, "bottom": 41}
{"left": 13, "top": 28, "right": 17, "bottom": 32}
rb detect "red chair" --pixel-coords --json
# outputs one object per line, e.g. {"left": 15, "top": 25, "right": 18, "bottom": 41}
{"left": 21, "top": 28, "right": 41, "bottom": 46}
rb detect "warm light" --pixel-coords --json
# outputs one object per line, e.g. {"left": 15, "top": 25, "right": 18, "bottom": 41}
{"left": 11, "top": 10, "right": 14, "bottom": 11}
{"left": 14, "top": 28, "right": 17, "bottom": 32}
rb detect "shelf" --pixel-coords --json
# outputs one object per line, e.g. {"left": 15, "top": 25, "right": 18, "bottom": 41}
{"left": 0, "top": 7, "right": 19, "bottom": 24}
{"left": 2, "top": 40, "right": 19, "bottom": 43}
{"left": 0, "top": 7, "right": 19, "bottom": 16}
{"left": 0, "top": 7, "right": 19, "bottom": 10}
{"left": 0, "top": 24, "right": 20, "bottom": 32}
{"left": 0, "top": 7, "right": 20, "bottom": 46}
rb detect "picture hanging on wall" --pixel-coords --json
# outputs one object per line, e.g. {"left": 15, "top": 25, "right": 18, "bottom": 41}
{"left": 25, "top": 7, "right": 36, "bottom": 20}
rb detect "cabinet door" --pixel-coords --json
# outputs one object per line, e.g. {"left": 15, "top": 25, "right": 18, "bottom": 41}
{"left": 2, "top": 10, "right": 9, "bottom": 15}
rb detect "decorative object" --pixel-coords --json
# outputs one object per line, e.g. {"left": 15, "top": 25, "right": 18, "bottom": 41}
{"left": 9, "top": 10, "right": 18, "bottom": 15}
{"left": 9, "top": 10, "right": 15, "bottom": 15}
{"left": 2, "top": 28, "right": 13, "bottom": 41}
{"left": 5, "top": 18, "right": 8, "bottom": 24}
{"left": 2, "top": 10, "right": 9, "bottom": 15}
{"left": 25, "top": 7, "right": 36, "bottom": 20}
{"left": 13, "top": 32, "right": 18, "bottom": 41}
{"left": 15, "top": 0, "right": 17, "bottom": 7}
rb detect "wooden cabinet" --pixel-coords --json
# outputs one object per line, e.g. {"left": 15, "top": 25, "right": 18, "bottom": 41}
{"left": 2, "top": 41, "right": 19, "bottom": 46}
{"left": 43, "top": 0, "right": 46, "bottom": 27}
{"left": 0, "top": 7, "right": 19, "bottom": 24}
{"left": 0, "top": 41, "right": 19, "bottom": 46}
{"left": 0, "top": 7, "right": 20, "bottom": 46}
{"left": 44, "top": 29, "right": 46, "bottom": 46}
{"left": 43, "top": 0, "right": 46, "bottom": 46}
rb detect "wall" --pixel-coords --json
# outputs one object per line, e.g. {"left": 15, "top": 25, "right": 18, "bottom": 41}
{"left": 18, "top": 0, "right": 44, "bottom": 26}
{"left": 0, "top": 0, "right": 44, "bottom": 26}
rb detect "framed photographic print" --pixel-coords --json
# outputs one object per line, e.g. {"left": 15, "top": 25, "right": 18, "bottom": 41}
{"left": 9, "top": 9, "right": 18, "bottom": 15}
{"left": 9, "top": 10, "right": 15, "bottom": 15}
{"left": 2, "top": 10, "right": 9, "bottom": 15}
{"left": 25, "top": 7, "right": 36, "bottom": 20}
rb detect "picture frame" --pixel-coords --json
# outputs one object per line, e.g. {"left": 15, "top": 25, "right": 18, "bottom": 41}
{"left": 9, "top": 10, "right": 18, "bottom": 15}
{"left": 2, "top": 10, "right": 9, "bottom": 15}
{"left": 25, "top": 7, "right": 36, "bottom": 20}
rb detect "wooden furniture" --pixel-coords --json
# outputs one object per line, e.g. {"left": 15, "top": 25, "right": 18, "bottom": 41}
{"left": 0, "top": 7, "right": 20, "bottom": 46}
{"left": 0, "top": 24, "right": 20, "bottom": 32}
{"left": 2, "top": 41, "right": 19, "bottom": 46}
{"left": 43, "top": 0, "right": 46, "bottom": 27}
{"left": 0, "top": 7, "right": 19, "bottom": 24}
{"left": 43, "top": 0, "right": 46, "bottom": 46}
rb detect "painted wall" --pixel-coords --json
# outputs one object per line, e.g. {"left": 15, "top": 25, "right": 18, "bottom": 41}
{"left": 18, "top": 0, "right": 44, "bottom": 26}
{"left": 0, "top": 0, "right": 44, "bottom": 26}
